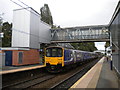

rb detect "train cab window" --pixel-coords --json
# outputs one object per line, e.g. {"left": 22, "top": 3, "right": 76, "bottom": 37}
{"left": 58, "top": 48, "right": 62, "bottom": 57}
{"left": 46, "top": 49, "right": 51, "bottom": 57}
{"left": 52, "top": 49, "right": 57, "bottom": 57}
{"left": 46, "top": 47, "right": 63, "bottom": 57}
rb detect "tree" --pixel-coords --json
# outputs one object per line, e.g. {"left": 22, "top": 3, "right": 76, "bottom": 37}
{"left": 105, "top": 41, "right": 110, "bottom": 48}
{"left": 40, "top": 4, "right": 53, "bottom": 26}
{"left": 0, "top": 16, "right": 2, "bottom": 47}
{"left": 2, "top": 22, "right": 12, "bottom": 47}
{"left": 0, "top": 13, "right": 4, "bottom": 33}
{"left": 71, "top": 42, "right": 97, "bottom": 52}
{"left": 0, "top": 17, "right": 2, "bottom": 33}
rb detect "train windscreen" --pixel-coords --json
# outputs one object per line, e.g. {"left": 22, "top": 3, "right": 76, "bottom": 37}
{"left": 46, "top": 47, "right": 63, "bottom": 57}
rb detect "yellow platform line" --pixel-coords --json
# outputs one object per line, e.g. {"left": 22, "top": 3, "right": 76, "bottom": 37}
{"left": 0, "top": 65, "right": 45, "bottom": 75}
{"left": 69, "top": 57, "right": 104, "bottom": 89}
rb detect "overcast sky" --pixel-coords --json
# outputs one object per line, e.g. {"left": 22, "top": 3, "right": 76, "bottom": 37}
{"left": 0, "top": 0, "right": 119, "bottom": 50}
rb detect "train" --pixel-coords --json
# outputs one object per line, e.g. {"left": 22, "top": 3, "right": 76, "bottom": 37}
{"left": 45, "top": 46, "right": 98, "bottom": 72}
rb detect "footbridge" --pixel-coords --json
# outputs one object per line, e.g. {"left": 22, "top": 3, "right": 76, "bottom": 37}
{"left": 51, "top": 25, "right": 109, "bottom": 43}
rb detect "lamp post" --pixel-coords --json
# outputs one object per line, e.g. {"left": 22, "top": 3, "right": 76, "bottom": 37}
{"left": 104, "top": 44, "right": 107, "bottom": 56}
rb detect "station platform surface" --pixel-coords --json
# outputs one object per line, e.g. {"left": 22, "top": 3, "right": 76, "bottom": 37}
{"left": 70, "top": 57, "right": 119, "bottom": 89}
{"left": 0, "top": 64, "right": 45, "bottom": 75}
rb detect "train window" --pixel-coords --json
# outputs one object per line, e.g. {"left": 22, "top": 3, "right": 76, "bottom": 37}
{"left": 46, "top": 47, "right": 62, "bottom": 57}
{"left": 46, "top": 49, "right": 51, "bottom": 57}
{"left": 58, "top": 48, "right": 62, "bottom": 57}
{"left": 52, "top": 49, "right": 57, "bottom": 57}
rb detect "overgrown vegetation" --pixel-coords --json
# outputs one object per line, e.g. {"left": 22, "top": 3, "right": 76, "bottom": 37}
{"left": 105, "top": 41, "right": 110, "bottom": 48}
{"left": 40, "top": 4, "right": 53, "bottom": 26}
{"left": 40, "top": 4, "right": 60, "bottom": 28}
{"left": 71, "top": 42, "right": 97, "bottom": 52}
{"left": 2, "top": 22, "right": 12, "bottom": 47}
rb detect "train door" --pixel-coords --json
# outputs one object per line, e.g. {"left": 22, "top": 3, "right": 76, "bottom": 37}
{"left": 5, "top": 51, "right": 12, "bottom": 66}
{"left": 73, "top": 51, "right": 76, "bottom": 63}
{"left": 81, "top": 52, "right": 84, "bottom": 61}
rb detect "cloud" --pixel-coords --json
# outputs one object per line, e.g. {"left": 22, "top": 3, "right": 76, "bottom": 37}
{"left": 95, "top": 42, "right": 106, "bottom": 50}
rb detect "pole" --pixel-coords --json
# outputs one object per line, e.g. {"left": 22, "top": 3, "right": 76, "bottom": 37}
{"left": 110, "top": 60, "right": 113, "bottom": 70}
{"left": 105, "top": 46, "right": 107, "bottom": 56}
{"left": 109, "top": 28, "right": 113, "bottom": 70}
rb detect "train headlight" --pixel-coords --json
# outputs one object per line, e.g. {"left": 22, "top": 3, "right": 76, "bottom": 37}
{"left": 46, "top": 61, "right": 49, "bottom": 63}
{"left": 58, "top": 58, "right": 62, "bottom": 60}
{"left": 58, "top": 62, "right": 62, "bottom": 64}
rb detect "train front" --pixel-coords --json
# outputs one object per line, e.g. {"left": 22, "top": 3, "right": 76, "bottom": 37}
{"left": 45, "top": 46, "right": 64, "bottom": 72}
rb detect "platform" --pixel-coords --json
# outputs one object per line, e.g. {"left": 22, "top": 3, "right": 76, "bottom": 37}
{"left": 70, "top": 57, "right": 119, "bottom": 89}
{"left": 0, "top": 64, "right": 45, "bottom": 75}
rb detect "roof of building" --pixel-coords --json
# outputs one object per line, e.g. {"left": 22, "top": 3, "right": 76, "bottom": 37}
{"left": 1, "top": 47, "right": 30, "bottom": 50}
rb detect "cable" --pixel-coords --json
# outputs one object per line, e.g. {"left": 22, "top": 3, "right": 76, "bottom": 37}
{"left": 12, "top": 28, "right": 51, "bottom": 41}
{"left": 17, "top": 0, "right": 29, "bottom": 7}
{"left": 1, "top": 15, "right": 51, "bottom": 41}
{"left": 10, "top": 0, "right": 40, "bottom": 16}
{"left": 10, "top": 0, "right": 24, "bottom": 8}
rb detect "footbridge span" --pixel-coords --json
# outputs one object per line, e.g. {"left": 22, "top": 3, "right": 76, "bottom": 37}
{"left": 51, "top": 25, "right": 109, "bottom": 43}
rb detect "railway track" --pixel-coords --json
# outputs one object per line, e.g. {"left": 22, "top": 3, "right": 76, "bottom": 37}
{"left": 50, "top": 58, "right": 98, "bottom": 89}
{"left": 3, "top": 73, "right": 56, "bottom": 89}
{"left": 2, "top": 58, "right": 100, "bottom": 89}
{"left": 2, "top": 67, "right": 56, "bottom": 89}
{"left": 30, "top": 58, "right": 100, "bottom": 89}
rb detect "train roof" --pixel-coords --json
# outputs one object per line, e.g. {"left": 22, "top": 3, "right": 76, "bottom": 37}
{"left": 46, "top": 46, "right": 64, "bottom": 49}
{"left": 73, "top": 49, "right": 96, "bottom": 53}
{"left": 46, "top": 46, "right": 74, "bottom": 50}
{"left": 46, "top": 46, "right": 96, "bottom": 54}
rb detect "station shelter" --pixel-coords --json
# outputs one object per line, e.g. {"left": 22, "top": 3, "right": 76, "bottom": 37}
{"left": 0, "top": 48, "right": 40, "bottom": 66}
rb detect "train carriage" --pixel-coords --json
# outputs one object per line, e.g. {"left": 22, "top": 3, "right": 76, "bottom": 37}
{"left": 45, "top": 46, "right": 98, "bottom": 72}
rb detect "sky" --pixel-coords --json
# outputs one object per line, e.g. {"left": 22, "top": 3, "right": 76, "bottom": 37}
{"left": 0, "top": 0, "right": 119, "bottom": 50}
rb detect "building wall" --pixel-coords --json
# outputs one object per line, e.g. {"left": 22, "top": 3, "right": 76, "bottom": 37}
{"left": 29, "top": 8, "right": 40, "bottom": 49}
{"left": 12, "top": 8, "right": 30, "bottom": 48}
{"left": 12, "top": 49, "right": 40, "bottom": 66}
{"left": 109, "top": 2, "right": 120, "bottom": 75}
{"left": 0, "top": 50, "right": 5, "bottom": 66}
{"left": 118, "top": 9, "right": 120, "bottom": 74}
{"left": 12, "top": 7, "right": 51, "bottom": 49}
{"left": 39, "top": 21, "right": 51, "bottom": 43}
{"left": 2, "top": 49, "right": 40, "bottom": 66}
